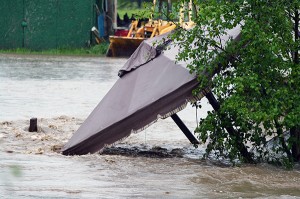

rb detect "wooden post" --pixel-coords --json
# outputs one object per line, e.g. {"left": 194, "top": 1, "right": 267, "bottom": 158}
{"left": 29, "top": 118, "right": 37, "bottom": 132}
{"left": 106, "top": 0, "right": 116, "bottom": 36}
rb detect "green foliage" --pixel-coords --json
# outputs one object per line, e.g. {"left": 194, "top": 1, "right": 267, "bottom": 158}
{"left": 117, "top": 0, "right": 149, "bottom": 19}
{"left": 87, "top": 42, "right": 110, "bottom": 55}
{"left": 169, "top": 0, "right": 300, "bottom": 165}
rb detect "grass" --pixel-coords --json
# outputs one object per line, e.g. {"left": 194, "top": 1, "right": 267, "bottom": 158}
{"left": 117, "top": 0, "right": 150, "bottom": 19}
{"left": 0, "top": 42, "right": 110, "bottom": 56}
{"left": 118, "top": 8, "right": 148, "bottom": 20}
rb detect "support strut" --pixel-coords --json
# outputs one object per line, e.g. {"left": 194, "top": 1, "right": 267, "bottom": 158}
{"left": 171, "top": 113, "right": 199, "bottom": 145}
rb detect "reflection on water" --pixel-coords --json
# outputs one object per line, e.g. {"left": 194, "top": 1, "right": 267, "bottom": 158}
{"left": 0, "top": 54, "right": 299, "bottom": 198}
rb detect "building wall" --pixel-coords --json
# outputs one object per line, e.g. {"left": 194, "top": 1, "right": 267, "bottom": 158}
{"left": 0, "top": 0, "right": 96, "bottom": 50}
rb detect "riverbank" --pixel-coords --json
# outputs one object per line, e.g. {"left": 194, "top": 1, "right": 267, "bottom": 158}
{"left": 0, "top": 43, "right": 109, "bottom": 57}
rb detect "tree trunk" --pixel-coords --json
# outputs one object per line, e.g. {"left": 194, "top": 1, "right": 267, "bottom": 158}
{"left": 137, "top": 0, "right": 142, "bottom": 8}
{"left": 206, "top": 91, "right": 254, "bottom": 163}
{"left": 291, "top": 7, "right": 300, "bottom": 162}
{"left": 275, "top": 120, "right": 293, "bottom": 162}
{"left": 291, "top": 127, "right": 300, "bottom": 162}
{"left": 294, "top": 6, "right": 299, "bottom": 64}
{"left": 106, "top": 0, "right": 116, "bottom": 36}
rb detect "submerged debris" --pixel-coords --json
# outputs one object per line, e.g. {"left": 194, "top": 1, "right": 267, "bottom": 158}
{"left": 101, "top": 146, "right": 184, "bottom": 158}
{"left": 0, "top": 116, "right": 203, "bottom": 158}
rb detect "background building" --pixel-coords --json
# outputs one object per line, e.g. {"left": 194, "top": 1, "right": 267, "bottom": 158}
{"left": 0, "top": 0, "right": 97, "bottom": 50}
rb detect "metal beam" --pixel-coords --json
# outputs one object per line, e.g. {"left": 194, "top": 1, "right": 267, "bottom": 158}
{"left": 171, "top": 113, "right": 199, "bottom": 145}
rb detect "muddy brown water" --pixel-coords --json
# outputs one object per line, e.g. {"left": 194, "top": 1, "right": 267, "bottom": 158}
{"left": 0, "top": 54, "right": 299, "bottom": 198}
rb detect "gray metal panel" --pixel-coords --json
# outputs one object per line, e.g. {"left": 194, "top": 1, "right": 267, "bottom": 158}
{"left": 0, "top": 0, "right": 96, "bottom": 50}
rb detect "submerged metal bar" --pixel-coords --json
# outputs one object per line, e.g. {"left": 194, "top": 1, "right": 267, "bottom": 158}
{"left": 171, "top": 114, "right": 199, "bottom": 145}
{"left": 205, "top": 91, "right": 220, "bottom": 111}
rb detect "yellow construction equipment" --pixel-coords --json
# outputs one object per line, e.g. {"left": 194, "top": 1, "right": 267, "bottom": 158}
{"left": 106, "top": 0, "right": 192, "bottom": 57}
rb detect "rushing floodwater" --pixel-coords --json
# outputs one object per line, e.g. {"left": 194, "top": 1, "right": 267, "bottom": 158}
{"left": 0, "top": 54, "right": 126, "bottom": 120}
{"left": 0, "top": 54, "right": 299, "bottom": 198}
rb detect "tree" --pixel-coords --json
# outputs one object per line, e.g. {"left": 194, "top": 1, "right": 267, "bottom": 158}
{"left": 137, "top": 0, "right": 142, "bottom": 8}
{"left": 168, "top": 0, "right": 300, "bottom": 165}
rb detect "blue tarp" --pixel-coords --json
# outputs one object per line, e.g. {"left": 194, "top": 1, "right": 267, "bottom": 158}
{"left": 98, "top": 14, "right": 105, "bottom": 37}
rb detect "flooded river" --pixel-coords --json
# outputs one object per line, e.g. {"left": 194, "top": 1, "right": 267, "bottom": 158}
{"left": 0, "top": 54, "right": 299, "bottom": 198}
